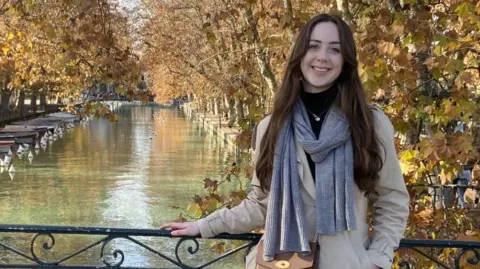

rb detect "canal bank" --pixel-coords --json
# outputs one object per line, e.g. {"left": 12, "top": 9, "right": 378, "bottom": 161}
{"left": 181, "top": 103, "right": 242, "bottom": 152}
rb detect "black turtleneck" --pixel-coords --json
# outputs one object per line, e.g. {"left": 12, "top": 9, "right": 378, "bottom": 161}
{"left": 300, "top": 86, "right": 338, "bottom": 178}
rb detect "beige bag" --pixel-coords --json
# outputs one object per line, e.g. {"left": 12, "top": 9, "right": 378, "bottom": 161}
{"left": 255, "top": 237, "right": 319, "bottom": 269}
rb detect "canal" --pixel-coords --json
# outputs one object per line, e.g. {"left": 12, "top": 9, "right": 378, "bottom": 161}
{"left": 0, "top": 104, "right": 246, "bottom": 268}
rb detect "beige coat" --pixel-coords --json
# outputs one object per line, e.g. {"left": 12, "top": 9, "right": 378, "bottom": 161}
{"left": 195, "top": 109, "right": 410, "bottom": 269}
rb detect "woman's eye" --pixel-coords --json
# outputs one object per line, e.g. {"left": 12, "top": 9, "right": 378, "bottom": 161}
{"left": 329, "top": 47, "right": 341, "bottom": 53}
{"left": 308, "top": 44, "right": 319, "bottom": 50}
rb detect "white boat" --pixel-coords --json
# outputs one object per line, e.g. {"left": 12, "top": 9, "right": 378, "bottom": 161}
{"left": 46, "top": 112, "right": 79, "bottom": 123}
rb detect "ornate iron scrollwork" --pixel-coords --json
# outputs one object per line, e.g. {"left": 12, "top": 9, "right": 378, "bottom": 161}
{"left": 455, "top": 248, "right": 480, "bottom": 268}
{"left": 30, "top": 232, "right": 57, "bottom": 265}
{"left": 174, "top": 237, "right": 200, "bottom": 269}
{"left": 0, "top": 225, "right": 479, "bottom": 268}
{"left": 398, "top": 260, "right": 411, "bottom": 269}
{"left": 100, "top": 236, "right": 125, "bottom": 267}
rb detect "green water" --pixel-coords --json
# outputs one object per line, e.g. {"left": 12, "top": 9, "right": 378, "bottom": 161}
{"left": 0, "top": 104, "right": 247, "bottom": 268}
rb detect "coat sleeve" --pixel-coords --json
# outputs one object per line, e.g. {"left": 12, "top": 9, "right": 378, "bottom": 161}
{"left": 194, "top": 117, "right": 270, "bottom": 238}
{"left": 367, "top": 109, "right": 410, "bottom": 269}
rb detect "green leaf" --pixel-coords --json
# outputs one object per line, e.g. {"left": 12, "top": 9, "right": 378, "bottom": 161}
{"left": 206, "top": 31, "right": 216, "bottom": 43}
{"left": 455, "top": 3, "right": 475, "bottom": 18}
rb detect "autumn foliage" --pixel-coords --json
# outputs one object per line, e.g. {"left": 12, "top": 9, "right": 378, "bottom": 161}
{"left": 0, "top": 0, "right": 143, "bottom": 116}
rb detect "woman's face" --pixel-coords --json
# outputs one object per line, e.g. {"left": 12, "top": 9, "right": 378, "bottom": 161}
{"left": 300, "top": 22, "right": 344, "bottom": 93}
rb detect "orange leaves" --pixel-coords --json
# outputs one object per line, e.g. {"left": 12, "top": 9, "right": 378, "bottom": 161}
{"left": 377, "top": 40, "right": 400, "bottom": 57}
{"left": 450, "top": 132, "right": 473, "bottom": 155}
{"left": 391, "top": 24, "right": 405, "bottom": 37}
{"left": 229, "top": 190, "right": 247, "bottom": 206}
{"left": 454, "top": 71, "right": 474, "bottom": 89}
{"left": 423, "top": 57, "right": 439, "bottom": 70}
{"left": 210, "top": 241, "right": 225, "bottom": 254}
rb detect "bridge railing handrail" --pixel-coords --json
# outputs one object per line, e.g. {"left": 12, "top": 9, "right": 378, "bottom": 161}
{"left": 0, "top": 224, "right": 479, "bottom": 269}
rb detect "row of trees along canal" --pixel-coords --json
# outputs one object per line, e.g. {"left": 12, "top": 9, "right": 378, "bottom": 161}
{"left": 138, "top": 0, "right": 480, "bottom": 264}
{"left": 0, "top": 1, "right": 149, "bottom": 122}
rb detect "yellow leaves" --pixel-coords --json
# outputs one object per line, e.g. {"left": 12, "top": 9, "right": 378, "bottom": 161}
{"left": 400, "top": 149, "right": 418, "bottom": 162}
{"left": 202, "top": 198, "right": 217, "bottom": 213}
{"left": 455, "top": 2, "right": 476, "bottom": 18}
{"left": 458, "top": 34, "right": 473, "bottom": 43}
{"left": 7, "top": 76, "right": 22, "bottom": 89}
{"left": 7, "top": 32, "right": 15, "bottom": 40}
{"left": 186, "top": 203, "right": 202, "bottom": 218}
{"left": 399, "top": 160, "right": 416, "bottom": 176}
{"left": 433, "top": 46, "right": 442, "bottom": 56}
{"left": 443, "top": 100, "right": 458, "bottom": 119}
{"left": 2, "top": 46, "right": 9, "bottom": 55}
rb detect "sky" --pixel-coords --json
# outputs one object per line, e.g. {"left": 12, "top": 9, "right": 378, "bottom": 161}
{"left": 118, "top": 0, "right": 140, "bottom": 9}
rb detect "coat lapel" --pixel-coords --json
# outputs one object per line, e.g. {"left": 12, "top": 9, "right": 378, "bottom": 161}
{"left": 295, "top": 138, "right": 316, "bottom": 200}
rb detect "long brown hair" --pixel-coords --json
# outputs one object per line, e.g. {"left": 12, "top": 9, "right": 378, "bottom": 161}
{"left": 256, "top": 13, "right": 383, "bottom": 194}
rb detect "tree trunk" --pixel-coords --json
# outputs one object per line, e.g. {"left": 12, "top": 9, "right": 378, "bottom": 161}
{"left": 0, "top": 93, "right": 10, "bottom": 122}
{"left": 31, "top": 94, "right": 38, "bottom": 113}
{"left": 9, "top": 89, "right": 18, "bottom": 108}
{"left": 1, "top": 93, "right": 10, "bottom": 109}
{"left": 40, "top": 94, "right": 47, "bottom": 111}
{"left": 213, "top": 97, "right": 220, "bottom": 115}
{"left": 18, "top": 92, "right": 25, "bottom": 117}
{"left": 225, "top": 95, "right": 236, "bottom": 127}
{"left": 283, "top": 0, "right": 295, "bottom": 44}
{"left": 223, "top": 94, "right": 229, "bottom": 119}
{"left": 235, "top": 97, "right": 244, "bottom": 124}
{"left": 244, "top": 6, "right": 277, "bottom": 95}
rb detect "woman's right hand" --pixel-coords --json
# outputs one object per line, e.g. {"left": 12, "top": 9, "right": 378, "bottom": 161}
{"left": 160, "top": 222, "right": 200, "bottom": 236}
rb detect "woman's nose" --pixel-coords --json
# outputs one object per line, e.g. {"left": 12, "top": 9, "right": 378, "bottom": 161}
{"left": 315, "top": 48, "right": 329, "bottom": 62}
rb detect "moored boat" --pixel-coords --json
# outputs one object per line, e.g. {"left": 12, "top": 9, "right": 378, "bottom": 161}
{"left": 0, "top": 132, "right": 37, "bottom": 144}
{"left": 46, "top": 112, "right": 79, "bottom": 123}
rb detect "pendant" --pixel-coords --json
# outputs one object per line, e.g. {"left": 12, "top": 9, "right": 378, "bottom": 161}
{"left": 314, "top": 116, "right": 320, "bottom": 121}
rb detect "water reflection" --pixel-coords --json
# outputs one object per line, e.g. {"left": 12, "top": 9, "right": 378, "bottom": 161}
{"left": 0, "top": 104, "right": 242, "bottom": 268}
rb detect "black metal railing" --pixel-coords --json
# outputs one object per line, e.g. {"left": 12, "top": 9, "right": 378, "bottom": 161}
{"left": 0, "top": 224, "right": 479, "bottom": 268}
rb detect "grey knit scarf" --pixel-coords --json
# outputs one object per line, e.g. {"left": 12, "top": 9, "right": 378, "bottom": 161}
{"left": 262, "top": 99, "right": 356, "bottom": 261}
